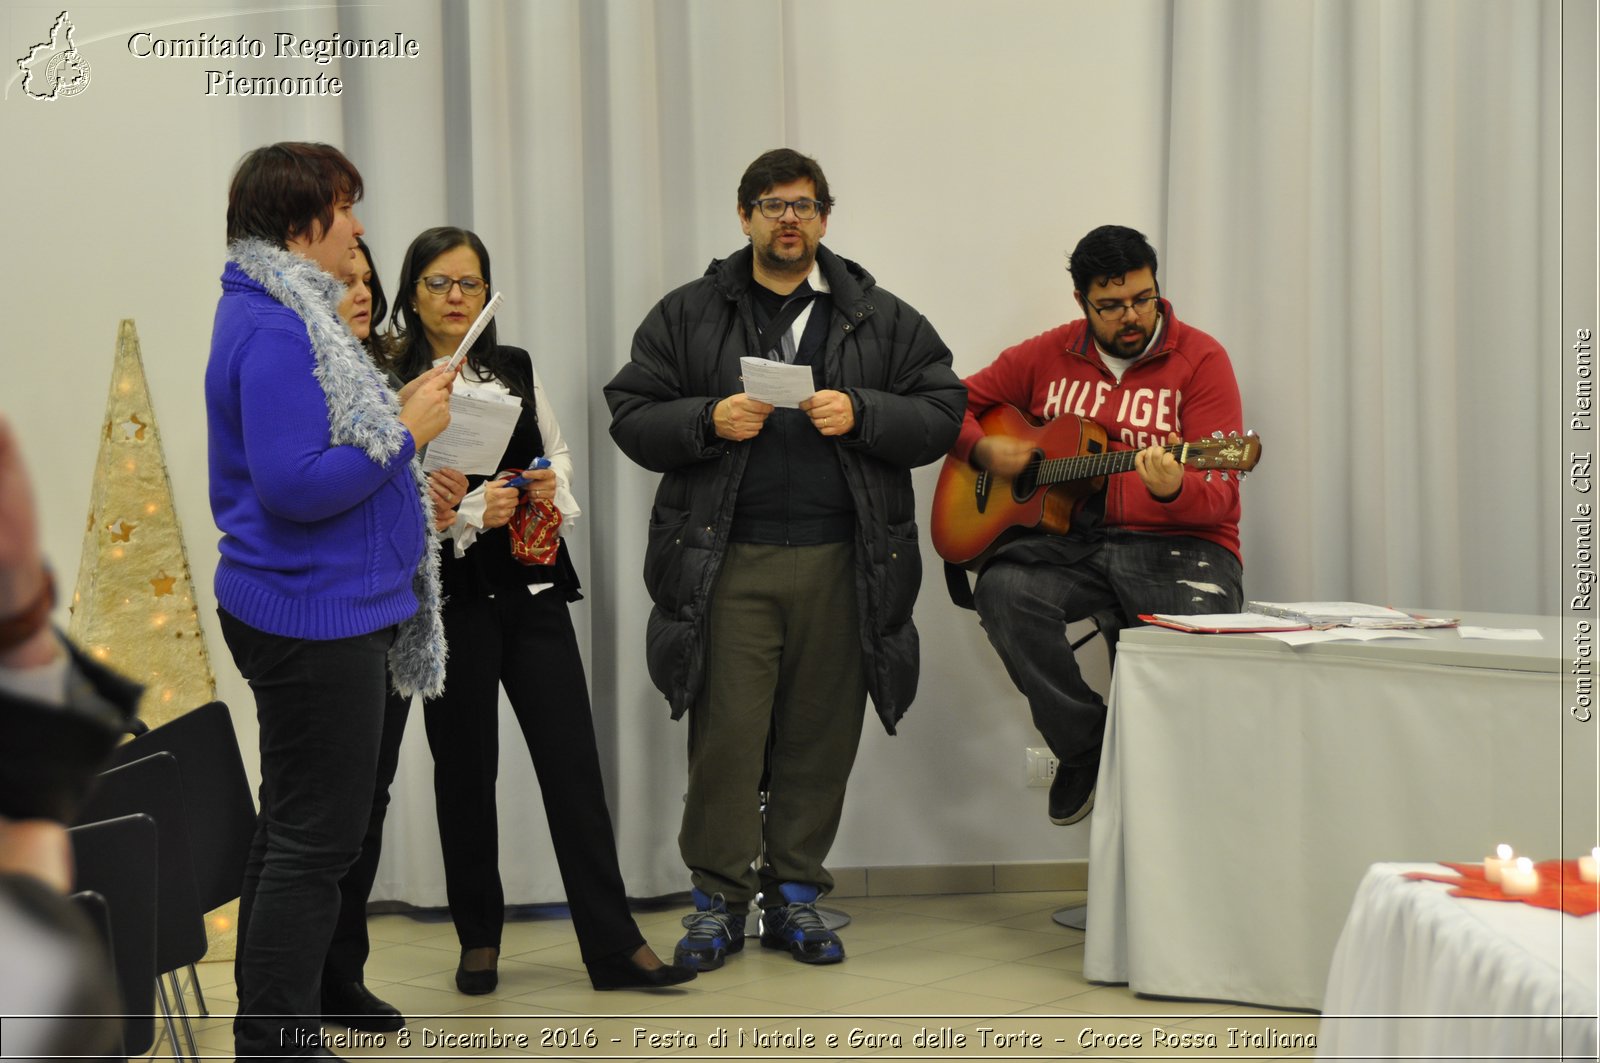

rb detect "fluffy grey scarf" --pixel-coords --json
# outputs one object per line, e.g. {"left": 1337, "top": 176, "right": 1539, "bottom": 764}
{"left": 227, "top": 238, "right": 446, "bottom": 698}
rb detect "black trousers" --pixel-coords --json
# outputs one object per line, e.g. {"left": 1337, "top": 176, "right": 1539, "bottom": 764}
{"left": 218, "top": 609, "right": 391, "bottom": 1060}
{"left": 420, "top": 587, "right": 643, "bottom": 964}
{"left": 323, "top": 687, "right": 411, "bottom": 985}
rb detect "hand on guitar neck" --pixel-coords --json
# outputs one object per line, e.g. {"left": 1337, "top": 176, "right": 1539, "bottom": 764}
{"left": 976, "top": 430, "right": 1184, "bottom": 501}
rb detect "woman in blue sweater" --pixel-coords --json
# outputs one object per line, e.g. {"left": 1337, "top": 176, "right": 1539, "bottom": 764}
{"left": 205, "top": 143, "right": 455, "bottom": 1058}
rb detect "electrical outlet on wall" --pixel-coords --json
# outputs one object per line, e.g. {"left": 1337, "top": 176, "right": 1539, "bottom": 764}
{"left": 1025, "top": 746, "right": 1059, "bottom": 788}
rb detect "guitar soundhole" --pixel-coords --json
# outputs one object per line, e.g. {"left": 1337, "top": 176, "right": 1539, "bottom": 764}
{"left": 1011, "top": 452, "right": 1043, "bottom": 501}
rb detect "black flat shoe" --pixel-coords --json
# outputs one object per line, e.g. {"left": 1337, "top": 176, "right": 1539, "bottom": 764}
{"left": 320, "top": 980, "right": 405, "bottom": 1033}
{"left": 587, "top": 948, "right": 697, "bottom": 991}
{"left": 455, "top": 949, "right": 498, "bottom": 995}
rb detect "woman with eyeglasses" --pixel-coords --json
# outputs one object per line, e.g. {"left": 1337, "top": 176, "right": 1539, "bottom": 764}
{"left": 387, "top": 226, "right": 694, "bottom": 995}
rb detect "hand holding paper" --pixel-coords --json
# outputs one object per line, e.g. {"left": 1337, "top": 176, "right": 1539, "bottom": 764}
{"left": 713, "top": 393, "right": 774, "bottom": 441}
{"left": 739, "top": 356, "right": 814, "bottom": 408}
{"left": 398, "top": 369, "right": 455, "bottom": 447}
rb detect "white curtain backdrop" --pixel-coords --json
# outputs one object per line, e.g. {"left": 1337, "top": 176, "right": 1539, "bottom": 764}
{"left": 1163, "top": 0, "right": 1562, "bottom": 614}
{"left": 1, "top": 0, "right": 1565, "bottom": 910}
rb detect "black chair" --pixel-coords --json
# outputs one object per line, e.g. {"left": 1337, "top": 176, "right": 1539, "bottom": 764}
{"left": 68, "top": 813, "right": 160, "bottom": 1058}
{"left": 106, "top": 700, "right": 256, "bottom": 1017}
{"left": 77, "top": 752, "right": 208, "bottom": 1060}
{"left": 69, "top": 890, "right": 129, "bottom": 1063}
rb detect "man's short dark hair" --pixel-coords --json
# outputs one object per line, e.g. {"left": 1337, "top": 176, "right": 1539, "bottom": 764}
{"left": 226, "top": 142, "right": 363, "bottom": 246}
{"left": 1068, "top": 225, "right": 1159, "bottom": 294}
{"left": 737, "top": 148, "right": 835, "bottom": 218}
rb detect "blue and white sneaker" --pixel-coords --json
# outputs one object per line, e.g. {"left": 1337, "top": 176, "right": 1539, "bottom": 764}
{"left": 673, "top": 888, "right": 746, "bottom": 972}
{"left": 759, "top": 883, "right": 845, "bottom": 964}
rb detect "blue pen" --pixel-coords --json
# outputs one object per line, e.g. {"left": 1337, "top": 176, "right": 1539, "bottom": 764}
{"left": 503, "top": 457, "right": 551, "bottom": 489}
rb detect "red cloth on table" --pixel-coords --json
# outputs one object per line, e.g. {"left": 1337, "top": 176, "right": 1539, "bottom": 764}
{"left": 1403, "top": 861, "right": 1599, "bottom": 917}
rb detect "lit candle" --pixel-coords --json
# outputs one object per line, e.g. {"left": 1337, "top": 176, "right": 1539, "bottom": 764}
{"left": 1580, "top": 848, "right": 1599, "bottom": 884}
{"left": 1500, "top": 857, "right": 1539, "bottom": 896}
{"left": 1484, "top": 843, "right": 1514, "bottom": 883}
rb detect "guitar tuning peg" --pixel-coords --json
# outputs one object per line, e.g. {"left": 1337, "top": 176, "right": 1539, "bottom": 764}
{"left": 1211, "top": 431, "right": 1223, "bottom": 440}
{"left": 1246, "top": 428, "right": 1258, "bottom": 437}
{"left": 1237, "top": 470, "right": 1248, "bottom": 480}
{"left": 1204, "top": 471, "right": 1213, "bottom": 483}
{"left": 1219, "top": 471, "right": 1230, "bottom": 482}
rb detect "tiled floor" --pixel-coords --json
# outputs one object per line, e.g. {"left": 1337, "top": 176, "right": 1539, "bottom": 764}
{"left": 157, "top": 890, "right": 1321, "bottom": 1060}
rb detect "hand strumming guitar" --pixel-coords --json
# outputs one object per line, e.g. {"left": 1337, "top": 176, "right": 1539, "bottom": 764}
{"left": 971, "top": 435, "right": 1035, "bottom": 479}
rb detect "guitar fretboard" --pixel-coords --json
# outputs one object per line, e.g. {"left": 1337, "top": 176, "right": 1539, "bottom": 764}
{"left": 1037, "top": 443, "right": 1186, "bottom": 485}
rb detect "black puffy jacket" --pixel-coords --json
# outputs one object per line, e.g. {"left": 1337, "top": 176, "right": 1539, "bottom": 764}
{"left": 605, "top": 245, "right": 965, "bottom": 733}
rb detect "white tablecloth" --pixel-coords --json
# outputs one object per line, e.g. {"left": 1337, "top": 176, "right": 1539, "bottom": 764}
{"left": 1083, "top": 612, "right": 1590, "bottom": 1010}
{"left": 1318, "top": 862, "right": 1598, "bottom": 1060}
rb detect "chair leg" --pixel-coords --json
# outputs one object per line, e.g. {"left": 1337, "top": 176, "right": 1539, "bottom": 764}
{"left": 167, "top": 970, "right": 200, "bottom": 1060}
{"left": 154, "top": 976, "right": 184, "bottom": 1061}
{"left": 185, "top": 962, "right": 209, "bottom": 1017}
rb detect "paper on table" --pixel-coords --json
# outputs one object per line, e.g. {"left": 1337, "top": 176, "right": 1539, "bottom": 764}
{"left": 1246, "top": 600, "right": 1457, "bottom": 629}
{"left": 740, "top": 356, "right": 815, "bottom": 408}
{"left": 1144, "top": 612, "right": 1310, "bottom": 633}
{"left": 420, "top": 384, "right": 522, "bottom": 475}
{"left": 1259, "top": 628, "right": 1432, "bottom": 646}
{"left": 1456, "top": 626, "right": 1544, "bottom": 640}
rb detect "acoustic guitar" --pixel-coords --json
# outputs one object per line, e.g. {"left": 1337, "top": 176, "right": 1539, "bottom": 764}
{"left": 931, "top": 405, "right": 1262, "bottom": 567}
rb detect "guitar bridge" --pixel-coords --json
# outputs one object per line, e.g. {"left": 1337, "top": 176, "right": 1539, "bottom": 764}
{"left": 974, "top": 470, "right": 991, "bottom": 513}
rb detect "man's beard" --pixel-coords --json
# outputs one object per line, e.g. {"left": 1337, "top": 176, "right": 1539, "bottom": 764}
{"left": 756, "top": 230, "right": 815, "bottom": 278}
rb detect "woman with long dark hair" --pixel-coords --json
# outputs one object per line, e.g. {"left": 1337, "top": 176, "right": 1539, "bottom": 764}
{"left": 389, "top": 225, "right": 693, "bottom": 994}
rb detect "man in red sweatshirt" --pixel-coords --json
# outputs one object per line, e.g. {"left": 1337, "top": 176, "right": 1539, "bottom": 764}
{"left": 953, "top": 225, "right": 1244, "bottom": 826}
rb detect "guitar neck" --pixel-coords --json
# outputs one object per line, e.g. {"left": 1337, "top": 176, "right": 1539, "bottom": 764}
{"left": 1037, "top": 443, "right": 1183, "bottom": 485}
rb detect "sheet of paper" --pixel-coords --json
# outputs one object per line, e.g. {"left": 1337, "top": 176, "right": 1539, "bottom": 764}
{"left": 1456, "top": 626, "right": 1544, "bottom": 640}
{"left": 740, "top": 356, "right": 815, "bottom": 408}
{"left": 1249, "top": 600, "right": 1414, "bottom": 620}
{"left": 1259, "top": 628, "right": 1432, "bottom": 646}
{"left": 419, "top": 384, "right": 521, "bottom": 475}
{"left": 445, "top": 291, "right": 504, "bottom": 371}
{"left": 1147, "top": 612, "right": 1309, "bottom": 632}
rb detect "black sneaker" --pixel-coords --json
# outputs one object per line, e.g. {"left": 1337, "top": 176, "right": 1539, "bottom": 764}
{"left": 759, "top": 883, "right": 845, "bottom": 964}
{"left": 1048, "top": 761, "right": 1097, "bottom": 825}
{"left": 673, "top": 889, "right": 746, "bottom": 971}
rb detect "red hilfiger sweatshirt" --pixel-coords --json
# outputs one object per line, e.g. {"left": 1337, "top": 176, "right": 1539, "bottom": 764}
{"left": 954, "top": 299, "right": 1244, "bottom": 560}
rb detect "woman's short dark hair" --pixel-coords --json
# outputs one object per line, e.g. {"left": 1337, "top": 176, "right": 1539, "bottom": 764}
{"left": 389, "top": 227, "right": 528, "bottom": 397}
{"left": 226, "top": 142, "right": 363, "bottom": 246}
{"left": 1068, "top": 225, "right": 1160, "bottom": 295}
{"left": 737, "top": 148, "right": 835, "bottom": 218}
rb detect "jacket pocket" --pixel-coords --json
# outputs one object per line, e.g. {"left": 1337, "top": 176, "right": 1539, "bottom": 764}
{"left": 880, "top": 521, "right": 922, "bottom": 630}
{"left": 644, "top": 506, "right": 691, "bottom": 611}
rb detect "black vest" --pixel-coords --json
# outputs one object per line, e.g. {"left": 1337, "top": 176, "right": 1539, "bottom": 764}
{"left": 433, "top": 346, "right": 581, "bottom": 601}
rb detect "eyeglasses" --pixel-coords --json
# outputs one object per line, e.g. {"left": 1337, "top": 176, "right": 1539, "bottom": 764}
{"left": 418, "top": 274, "right": 487, "bottom": 297}
{"left": 1087, "top": 295, "right": 1159, "bottom": 321}
{"left": 748, "top": 197, "right": 824, "bottom": 220}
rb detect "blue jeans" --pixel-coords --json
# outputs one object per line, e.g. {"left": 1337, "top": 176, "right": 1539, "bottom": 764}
{"left": 218, "top": 610, "right": 392, "bottom": 1060}
{"left": 972, "top": 534, "right": 1241, "bottom": 767}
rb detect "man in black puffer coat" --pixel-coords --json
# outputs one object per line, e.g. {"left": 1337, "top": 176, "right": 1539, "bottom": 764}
{"left": 606, "top": 148, "right": 964, "bottom": 972}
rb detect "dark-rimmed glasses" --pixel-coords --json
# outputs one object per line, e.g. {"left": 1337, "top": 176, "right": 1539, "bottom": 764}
{"left": 1087, "top": 295, "right": 1159, "bottom": 321}
{"left": 419, "top": 274, "right": 487, "bottom": 297}
{"left": 748, "top": 197, "right": 824, "bottom": 220}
